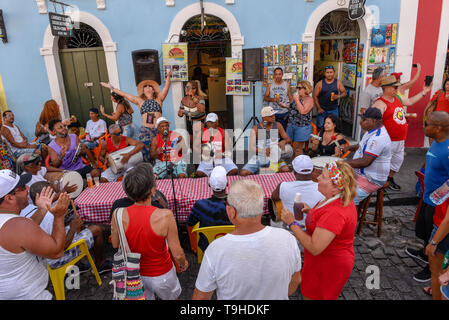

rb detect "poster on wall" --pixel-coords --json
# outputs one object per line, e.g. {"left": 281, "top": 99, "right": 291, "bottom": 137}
{"left": 162, "top": 43, "right": 188, "bottom": 81}
{"left": 357, "top": 43, "right": 365, "bottom": 78}
{"left": 343, "top": 39, "right": 358, "bottom": 64}
{"left": 371, "top": 25, "right": 387, "bottom": 47}
{"left": 367, "top": 24, "right": 399, "bottom": 76}
{"left": 226, "top": 58, "right": 250, "bottom": 95}
{"left": 342, "top": 63, "right": 357, "bottom": 89}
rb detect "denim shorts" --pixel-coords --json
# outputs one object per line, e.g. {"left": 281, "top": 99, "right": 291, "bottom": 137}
{"left": 286, "top": 124, "right": 312, "bottom": 142}
{"left": 430, "top": 225, "right": 449, "bottom": 254}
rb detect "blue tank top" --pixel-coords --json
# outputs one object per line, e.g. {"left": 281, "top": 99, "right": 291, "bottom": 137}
{"left": 318, "top": 79, "right": 339, "bottom": 110}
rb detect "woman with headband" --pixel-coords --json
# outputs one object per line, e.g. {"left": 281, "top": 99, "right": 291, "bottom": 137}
{"left": 280, "top": 160, "right": 358, "bottom": 300}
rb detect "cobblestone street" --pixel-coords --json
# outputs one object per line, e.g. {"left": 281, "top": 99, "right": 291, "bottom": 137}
{"left": 58, "top": 205, "right": 432, "bottom": 300}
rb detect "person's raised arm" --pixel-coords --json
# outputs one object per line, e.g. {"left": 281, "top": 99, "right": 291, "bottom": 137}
{"left": 398, "top": 63, "right": 421, "bottom": 95}
{"left": 100, "top": 104, "right": 123, "bottom": 122}
{"left": 401, "top": 84, "right": 432, "bottom": 106}
{"left": 158, "top": 70, "right": 172, "bottom": 103}
{"left": 100, "top": 82, "right": 143, "bottom": 107}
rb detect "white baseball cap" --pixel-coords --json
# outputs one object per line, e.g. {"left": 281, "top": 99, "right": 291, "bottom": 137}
{"left": 205, "top": 113, "right": 218, "bottom": 123}
{"left": 156, "top": 117, "right": 170, "bottom": 127}
{"left": 209, "top": 166, "right": 227, "bottom": 191}
{"left": 0, "top": 170, "right": 32, "bottom": 198}
{"left": 261, "top": 106, "right": 277, "bottom": 118}
{"left": 292, "top": 155, "right": 314, "bottom": 175}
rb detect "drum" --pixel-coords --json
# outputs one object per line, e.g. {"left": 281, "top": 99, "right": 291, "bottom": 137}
{"left": 44, "top": 171, "right": 83, "bottom": 199}
{"left": 268, "top": 198, "right": 284, "bottom": 222}
{"left": 201, "top": 142, "right": 214, "bottom": 162}
{"left": 311, "top": 156, "right": 341, "bottom": 182}
{"left": 108, "top": 146, "right": 143, "bottom": 174}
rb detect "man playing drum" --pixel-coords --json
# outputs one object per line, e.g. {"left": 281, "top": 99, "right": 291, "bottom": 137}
{"left": 150, "top": 117, "right": 188, "bottom": 179}
{"left": 194, "top": 113, "right": 238, "bottom": 177}
{"left": 98, "top": 124, "right": 144, "bottom": 182}
{"left": 16, "top": 153, "right": 78, "bottom": 197}
{"left": 47, "top": 119, "right": 101, "bottom": 180}
{"left": 240, "top": 106, "right": 292, "bottom": 176}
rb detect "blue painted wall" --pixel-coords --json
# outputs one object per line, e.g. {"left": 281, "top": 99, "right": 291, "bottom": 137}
{"left": 0, "top": 0, "right": 401, "bottom": 140}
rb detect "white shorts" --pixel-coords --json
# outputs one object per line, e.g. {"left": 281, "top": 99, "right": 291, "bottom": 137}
{"left": 101, "top": 167, "right": 124, "bottom": 182}
{"left": 141, "top": 266, "right": 181, "bottom": 300}
{"left": 390, "top": 140, "right": 405, "bottom": 173}
{"left": 197, "top": 157, "right": 238, "bottom": 176}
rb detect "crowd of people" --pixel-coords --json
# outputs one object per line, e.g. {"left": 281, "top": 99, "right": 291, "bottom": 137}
{"left": 0, "top": 61, "right": 448, "bottom": 301}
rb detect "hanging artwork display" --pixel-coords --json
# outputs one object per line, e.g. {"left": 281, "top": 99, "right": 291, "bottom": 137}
{"left": 225, "top": 58, "right": 250, "bottom": 95}
{"left": 162, "top": 43, "right": 189, "bottom": 81}
{"left": 357, "top": 43, "right": 365, "bottom": 78}
{"left": 343, "top": 39, "right": 358, "bottom": 64}
{"left": 262, "top": 42, "right": 309, "bottom": 89}
{"left": 342, "top": 63, "right": 357, "bottom": 89}
{"left": 367, "top": 24, "right": 398, "bottom": 76}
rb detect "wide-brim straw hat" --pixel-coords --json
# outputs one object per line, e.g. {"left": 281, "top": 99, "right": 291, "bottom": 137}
{"left": 137, "top": 80, "right": 161, "bottom": 96}
{"left": 380, "top": 75, "right": 402, "bottom": 87}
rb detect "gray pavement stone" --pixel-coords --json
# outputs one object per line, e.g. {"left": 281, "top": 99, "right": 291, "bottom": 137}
{"left": 372, "top": 247, "right": 387, "bottom": 259}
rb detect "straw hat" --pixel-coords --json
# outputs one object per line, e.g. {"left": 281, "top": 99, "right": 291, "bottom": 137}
{"left": 137, "top": 80, "right": 160, "bottom": 97}
{"left": 380, "top": 75, "right": 402, "bottom": 87}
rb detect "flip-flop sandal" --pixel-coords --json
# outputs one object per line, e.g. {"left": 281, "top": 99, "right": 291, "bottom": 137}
{"left": 423, "top": 286, "right": 432, "bottom": 296}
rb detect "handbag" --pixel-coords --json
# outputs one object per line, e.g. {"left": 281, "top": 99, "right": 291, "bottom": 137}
{"left": 111, "top": 207, "right": 146, "bottom": 300}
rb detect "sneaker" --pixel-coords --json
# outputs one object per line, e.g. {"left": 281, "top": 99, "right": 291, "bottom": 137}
{"left": 96, "top": 260, "right": 113, "bottom": 275}
{"left": 405, "top": 247, "right": 429, "bottom": 264}
{"left": 413, "top": 265, "right": 431, "bottom": 282}
{"left": 388, "top": 177, "right": 401, "bottom": 191}
{"left": 78, "top": 261, "right": 92, "bottom": 274}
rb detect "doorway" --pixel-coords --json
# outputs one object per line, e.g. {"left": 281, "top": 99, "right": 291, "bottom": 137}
{"left": 58, "top": 23, "right": 114, "bottom": 127}
{"left": 313, "top": 10, "right": 360, "bottom": 138}
{"left": 180, "top": 14, "right": 233, "bottom": 129}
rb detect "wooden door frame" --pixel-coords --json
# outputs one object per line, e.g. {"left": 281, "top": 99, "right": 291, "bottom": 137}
{"left": 40, "top": 11, "right": 119, "bottom": 119}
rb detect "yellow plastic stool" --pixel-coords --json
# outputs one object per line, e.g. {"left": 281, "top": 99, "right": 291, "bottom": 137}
{"left": 47, "top": 238, "right": 102, "bottom": 300}
{"left": 191, "top": 223, "right": 235, "bottom": 264}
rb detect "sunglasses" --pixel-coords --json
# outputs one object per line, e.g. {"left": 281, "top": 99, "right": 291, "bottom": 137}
{"left": 185, "top": 85, "right": 192, "bottom": 89}
{"left": 111, "top": 132, "right": 122, "bottom": 136}
{"left": 297, "top": 86, "right": 304, "bottom": 90}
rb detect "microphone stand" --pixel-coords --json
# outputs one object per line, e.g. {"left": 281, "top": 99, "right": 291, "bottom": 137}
{"left": 209, "top": 127, "right": 215, "bottom": 168}
{"left": 163, "top": 131, "right": 179, "bottom": 228}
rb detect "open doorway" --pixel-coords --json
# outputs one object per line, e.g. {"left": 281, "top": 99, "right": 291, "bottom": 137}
{"left": 313, "top": 10, "right": 360, "bottom": 138}
{"left": 180, "top": 14, "right": 233, "bottom": 129}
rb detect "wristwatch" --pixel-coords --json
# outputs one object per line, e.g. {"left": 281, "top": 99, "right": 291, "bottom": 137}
{"left": 430, "top": 239, "right": 439, "bottom": 246}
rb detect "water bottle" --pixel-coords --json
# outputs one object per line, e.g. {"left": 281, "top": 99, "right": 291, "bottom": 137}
{"left": 430, "top": 179, "right": 449, "bottom": 206}
{"left": 293, "top": 193, "right": 304, "bottom": 221}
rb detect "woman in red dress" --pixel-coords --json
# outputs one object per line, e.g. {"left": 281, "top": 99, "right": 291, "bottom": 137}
{"left": 280, "top": 160, "right": 358, "bottom": 300}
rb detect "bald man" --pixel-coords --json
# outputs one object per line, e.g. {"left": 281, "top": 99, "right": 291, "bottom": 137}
{"left": 406, "top": 111, "right": 449, "bottom": 283}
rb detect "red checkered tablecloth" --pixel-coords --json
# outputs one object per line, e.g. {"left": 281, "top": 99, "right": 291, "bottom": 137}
{"left": 75, "top": 172, "right": 295, "bottom": 224}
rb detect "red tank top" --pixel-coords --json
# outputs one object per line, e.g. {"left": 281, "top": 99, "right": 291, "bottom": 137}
{"left": 106, "top": 136, "right": 127, "bottom": 154}
{"left": 202, "top": 127, "right": 225, "bottom": 152}
{"left": 378, "top": 96, "right": 408, "bottom": 141}
{"left": 124, "top": 205, "right": 173, "bottom": 277}
{"left": 156, "top": 132, "right": 182, "bottom": 162}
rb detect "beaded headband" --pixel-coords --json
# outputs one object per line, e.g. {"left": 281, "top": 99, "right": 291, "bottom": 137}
{"left": 327, "top": 161, "right": 345, "bottom": 191}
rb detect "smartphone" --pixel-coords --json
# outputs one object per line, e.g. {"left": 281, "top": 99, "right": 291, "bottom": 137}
{"left": 412, "top": 64, "right": 418, "bottom": 68}
{"left": 425, "top": 75, "right": 433, "bottom": 86}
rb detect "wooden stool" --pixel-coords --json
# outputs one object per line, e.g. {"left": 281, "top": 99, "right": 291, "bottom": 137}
{"left": 356, "top": 183, "right": 388, "bottom": 237}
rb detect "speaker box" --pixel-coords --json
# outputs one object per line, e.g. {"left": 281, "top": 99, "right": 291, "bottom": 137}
{"left": 242, "top": 48, "right": 264, "bottom": 82}
{"left": 131, "top": 49, "right": 161, "bottom": 86}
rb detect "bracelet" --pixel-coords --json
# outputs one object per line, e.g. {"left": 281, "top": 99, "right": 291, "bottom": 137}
{"left": 288, "top": 221, "right": 301, "bottom": 229}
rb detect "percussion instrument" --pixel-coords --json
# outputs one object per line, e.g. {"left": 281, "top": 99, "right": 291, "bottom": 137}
{"left": 44, "top": 171, "right": 83, "bottom": 199}
{"left": 108, "top": 146, "right": 143, "bottom": 174}
{"left": 72, "top": 143, "right": 82, "bottom": 164}
{"left": 268, "top": 198, "right": 284, "bottom": 222}
{"left": 311, "top": 156, "right": 340, "bottom": 182}
{"left": 201, "top": 142, "right": 232, "bottom": 162}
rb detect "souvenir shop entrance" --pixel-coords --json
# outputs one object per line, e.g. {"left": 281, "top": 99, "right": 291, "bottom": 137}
{"left": 313, "top": 10, "right": 361, "bottom": 138}
{"left": 180, "top": 14, "right": 234, "bottom": 129}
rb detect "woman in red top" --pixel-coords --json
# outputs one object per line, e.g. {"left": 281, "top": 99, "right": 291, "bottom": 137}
{"left": 429, "top": 79, "right": 449, "bottom": 113}
{"left": 424, "top": 193, "right": 449, "bottom": 300}
{"left": 281, "top": 160, "right": 358, "bottom": 300}
{"left": 111, "top": 163, "right": 188, "bottom": 300}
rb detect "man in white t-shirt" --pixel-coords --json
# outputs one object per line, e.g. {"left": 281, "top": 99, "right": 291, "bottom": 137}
{"left": 271, "top": 155, "right": 324, "bottom": 229}
{"left": 84, "top": 108, "right": 107, "bottom": 149}
{"left": 343, "top": 107, "right": 392, "bottom": 205}
{"left": 193, "top": 179, "right": 302, "bottom": 300}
